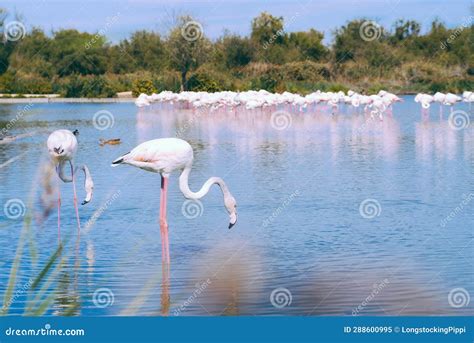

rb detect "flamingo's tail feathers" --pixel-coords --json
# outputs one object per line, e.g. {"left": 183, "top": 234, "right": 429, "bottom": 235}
{"left": 111, "top": 152, "right": 130, "bottom": 167}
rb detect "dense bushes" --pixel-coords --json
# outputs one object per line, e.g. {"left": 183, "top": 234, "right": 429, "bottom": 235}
{"left": 154, "top": 71, "right": 181, "bottom": 93}
{"left": 279, "top": 61, "right": 331, "bottom": 82}
{"left": 0, "top": 10, "right": 472, "bottom": 96}
{"left": 131, "top": 78, "right": 157, "bottom": 97}
{"left": 0, "top": 72, "right": 53, "bottom": 94}
{"left": 0, "top": 73, "right": 117, "bottom": 97}
{"left": 187, "top": 73, "right": 221, "bottom": 92}
{"left": 60, "top": 75, "right": 116, "bottom": 97}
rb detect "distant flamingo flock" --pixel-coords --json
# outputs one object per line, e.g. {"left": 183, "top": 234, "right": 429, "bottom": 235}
{"left": 136, "top": 89, "right": 472, "bottom": 119}
{"left": 136, "top": 90, "right": 404, "bottom": 120}
{"left": 415, "top": 91, "right": 474, "bottom": 112}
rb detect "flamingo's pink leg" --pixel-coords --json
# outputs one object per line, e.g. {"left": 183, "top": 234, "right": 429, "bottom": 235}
{"left": 159, "top": 178, "right": 165, "bottom": 264}
{"left": 160, "top": 175, "right": 170, "bottom": 265}
{"left": 71, "top": 163, "right": 81, "bottom": 235}
{"left": 57, "top": 169, "right": 61, "bottom": 243}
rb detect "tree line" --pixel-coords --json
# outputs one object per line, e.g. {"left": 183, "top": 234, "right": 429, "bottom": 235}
{"left": 0, "top": 10, "right": 472, "bottom": 97}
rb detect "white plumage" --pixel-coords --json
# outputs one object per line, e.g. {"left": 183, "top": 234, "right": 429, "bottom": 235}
{"left": 47, "top": 129, "right": 78, "bottom": 162}
{"left": 112, "top": 138, "right": 193, "bottom": 175}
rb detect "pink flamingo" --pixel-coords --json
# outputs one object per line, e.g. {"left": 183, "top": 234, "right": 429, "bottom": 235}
{"left": 47, "top": 129, "right": 94, "bottom": 241}
{"left": 111, "top": 138, "right": 238, "bottom": 264}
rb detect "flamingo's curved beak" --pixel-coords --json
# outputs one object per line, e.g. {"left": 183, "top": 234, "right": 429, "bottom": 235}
{"left": 229, "top": 212, "right": 237, "bottom": 229}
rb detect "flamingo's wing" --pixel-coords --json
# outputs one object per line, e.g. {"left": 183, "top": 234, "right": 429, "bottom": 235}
{"left": 112, "top": 138, "right": 192, "bottom": 173}
{"left": 129, "top": 140, "right": 165, "bottom": 163}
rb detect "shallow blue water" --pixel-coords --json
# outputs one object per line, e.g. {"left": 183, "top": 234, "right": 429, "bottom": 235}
{"left": 0, "top": 97, "right": 473, "bottom": 316}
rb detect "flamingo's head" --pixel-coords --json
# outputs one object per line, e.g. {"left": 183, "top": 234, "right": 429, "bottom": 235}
{"left": 50, "top": 146, "right": 66, "bottom": 160}
{"left": 225, "top": 195, "right": 237, "bottom": 229}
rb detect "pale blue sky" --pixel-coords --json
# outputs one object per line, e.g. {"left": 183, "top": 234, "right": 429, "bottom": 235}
{"left": 2, "top": 0, "right": 472, "bottom": 44}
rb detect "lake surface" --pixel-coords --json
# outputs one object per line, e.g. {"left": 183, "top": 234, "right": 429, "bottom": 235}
{"left": 0, "top": 96, "right": 473, "bottom": 316}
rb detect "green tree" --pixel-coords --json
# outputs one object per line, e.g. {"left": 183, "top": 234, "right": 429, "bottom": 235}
{"left": 333, "top": 20, "right": 367, "bottom": 62}
{"left": 251, "top": 12, "right": 285, "bottom": 46}
{"left": 251, "top": 12, "right": 287, "bottom": 63}
{"left": 127, "top": 31, "right": 166, "bottom": 71}
{"left": 50, "top": 29, "right": 108, "bottom": 75}
{"left": 288, "top": 29, "right": 328, "bottom": 61}
{"left": 0, "top": 9, "right": 17, "bottom": 74}
{"left": 392, "top": 19, "right": 420, "bottom": 42}
{"left": 221, "top": 34, "right": 253, "bottom": 68}
{"left": 7, "top": 29, "right": 55, "bottom": 78}
{"left": 166, "top": 16, "right": 211, "bottom": 90}
{"left": 410, "top": 20, "right": 450, "bottom": 58}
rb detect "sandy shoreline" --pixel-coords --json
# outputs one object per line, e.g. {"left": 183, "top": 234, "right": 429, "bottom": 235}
{"left": 0, "top": 98, "right": 136, "bottom": 104}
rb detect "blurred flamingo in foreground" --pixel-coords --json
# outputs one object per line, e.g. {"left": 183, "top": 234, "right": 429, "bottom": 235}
{"left": 111, "top": 138, "right": 237, "bottom": 264}
{"left": 47, "top": 129, "right": 94, "bottom": 241}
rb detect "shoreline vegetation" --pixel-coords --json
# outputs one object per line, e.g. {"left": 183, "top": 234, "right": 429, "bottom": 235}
{"left": 0, "top": 97, "right": 135, "bottom": 103}
{"left": 0, "top": 10, "right": 473, "bottom": 98}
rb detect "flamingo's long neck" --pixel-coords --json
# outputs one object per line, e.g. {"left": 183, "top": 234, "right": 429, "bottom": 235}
{"left": 178, "top": 163, "right": 230, "bottom": 200}
{"left": 58, "top": 160, "right": 72, "bottom": 182}
{"left": 56, "top": 160, "right": 93, "bottom": 204}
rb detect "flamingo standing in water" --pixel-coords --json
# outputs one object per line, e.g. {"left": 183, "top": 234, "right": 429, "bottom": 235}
{"left": 47, "top": 129, "right": 94, "bottom": 241}
{"left": 111, "top": 138, "right": 237, "bottom": 265}
{"left": 444, "top": 93, "right": 462, "bottom": 111}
